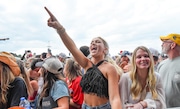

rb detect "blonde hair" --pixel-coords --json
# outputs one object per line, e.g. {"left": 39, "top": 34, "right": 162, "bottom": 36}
{"left": 64, "top": 58, "right": 82, "bottom": 82}
{"left": 130, "top": 46, "right": 158, "bottom": 100}
{"left": 105, "top": 56, "right": 123, "bottom": 77}
{"left": 0, "top": 62, "right": 15, "bottom": 105}
{"left": 97, "top": 37, "right": 109, "bottom": 57}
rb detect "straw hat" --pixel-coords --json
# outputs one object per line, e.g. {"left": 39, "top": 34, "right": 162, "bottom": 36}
{"left": 0, "top": 51, "right": 20, "bottom": 76}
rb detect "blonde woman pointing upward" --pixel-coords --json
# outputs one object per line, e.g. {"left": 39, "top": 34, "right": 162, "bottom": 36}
{"left": 44, "top": 7, "right": 122, "bottom": 109}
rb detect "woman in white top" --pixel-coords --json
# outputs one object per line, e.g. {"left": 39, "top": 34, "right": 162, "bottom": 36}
{"left": 119, "top": 46, "right": 166, "bottom": 109}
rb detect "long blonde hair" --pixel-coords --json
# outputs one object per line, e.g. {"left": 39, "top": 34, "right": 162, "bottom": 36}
{"left": 130, "top": 46, "right": 158, "bottom": 100}
{"left": 97, "top": 37, "right": 109, "bottom": 57}
{"left": 0, "top": 62, "right": 15, "bottom": 106}
{"left": 105, "top": 56, "right": 123, "bottom": 77}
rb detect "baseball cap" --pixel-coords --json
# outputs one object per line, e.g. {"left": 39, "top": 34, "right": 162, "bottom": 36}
{"left": 149, "top": 48, "right": 159, "bottom": 57}
{"left": 30, "top": 58, "right": 44, "bottom": 70}
{"left": 42, "top": 57, "right": 63, "bottom": 74}
{"left": 59, "top": 53, "right": 67, "bottom": 59}
{"left": 121, "top": 50, "right": 130, "bottom": 56}
{"left": 160, "top": 33, "right": 180, "bottom": 45}
{"left": 35, "top": 61, "right": 44, "bottom": 67}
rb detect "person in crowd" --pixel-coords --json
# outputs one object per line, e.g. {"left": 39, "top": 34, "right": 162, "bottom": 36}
{"left": 0, "top": 51, "right": 28, "bottom": 108}
{"left": 64, "top": 57, "right": 84, "bottom": 109}
{"left": 17, "top": 59, "right": 36, "bottom": 108}
{"left": 111, "top": 55, "right": 119, "bottom": 61}
{"left": 46, "top": 48, "right": 53, "bottom": 58}
{"left": 17, "top": 60, "right": 33, "bottom": 97}
{"left": 40, "top": 52, "right": 47, "bottom": 60}
{"left": 44, "top": 7, "right": 122, "bottom": 109}
{"left": 158, "top": 53, "right": 168, "bottom": 63}
{"left": 36, "top": 56, "right": 69, "bottom": 109}
{"left": 21, "top": 50, "right": 34, "bottom": 69}
{"left": 25, "top": 56, "right": 35, "bottom": 69}
{"left": 116, "top": 54, "right": 131, "bottom": 73}
{"left": 79, "top": 46, "right": 90, "bottom": 57}
{"left": 157, "top": 33, "right": 180, "bottom": 108}
{"left": 21, "top": 50, "right": 33, "bottom": 61}
{"left": 79, "top": 45, "right": 90, "bottom": 75}
{"left": 149, "top": 48, "right": 159, "bottom": 72}
{"left": 28, "top": 58, "right": 44, "bottom": 108}
{"left": 122, "top": 63, "right": 132, "bottom": 73}
{"left": 58, "top": 52, "right": 67, "bottom": 65}
{"left": 29, "top": 58, "right": 43, "bottom": 81}
{"left": 119, "top": 46, "right": 166, "bottom": 109}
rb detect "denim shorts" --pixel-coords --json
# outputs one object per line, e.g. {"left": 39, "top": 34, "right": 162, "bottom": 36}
{"left": 82, "top": 102, "right": 111, "bottom": 109}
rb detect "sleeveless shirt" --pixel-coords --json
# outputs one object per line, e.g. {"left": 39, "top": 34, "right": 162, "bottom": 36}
{"left": 80, "top": 60, "right": 109, "bottom": 98}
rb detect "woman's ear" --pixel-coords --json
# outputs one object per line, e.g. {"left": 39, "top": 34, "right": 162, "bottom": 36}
{"left": 103, "top": 48, "right": 108, "bottom": 55}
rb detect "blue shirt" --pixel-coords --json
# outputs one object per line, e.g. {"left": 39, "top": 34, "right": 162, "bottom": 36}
{"left": 50, "top": 80, "right": 70, "bottom": 101}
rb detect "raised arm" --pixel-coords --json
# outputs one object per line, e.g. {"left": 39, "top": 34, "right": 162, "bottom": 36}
{"left": 44, "top": 7, "right": 90, "bottom": 69}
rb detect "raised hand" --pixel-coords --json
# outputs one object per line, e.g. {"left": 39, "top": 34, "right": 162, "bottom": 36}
{"left": 44, "top": 7, "right": 57, "bottom": 21}
{"left": 44, "top": 6, "right": 63, "bottom": 30}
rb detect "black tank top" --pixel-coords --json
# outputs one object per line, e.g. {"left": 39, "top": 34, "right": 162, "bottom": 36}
{"left": 80, "top": 60, "right": 109, "bottom": 98}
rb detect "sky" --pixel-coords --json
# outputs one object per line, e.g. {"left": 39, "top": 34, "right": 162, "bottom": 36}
{"left": 0, "top": 0, "right": 180, "bottom": 56}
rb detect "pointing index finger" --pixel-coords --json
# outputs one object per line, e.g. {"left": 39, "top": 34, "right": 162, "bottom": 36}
{"left": 44, "top": 6, "right": 57, "bottom": 21}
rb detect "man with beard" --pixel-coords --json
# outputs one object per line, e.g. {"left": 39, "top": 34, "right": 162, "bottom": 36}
{"left": 157, "top": 33, "right": 180, "bottom": 108}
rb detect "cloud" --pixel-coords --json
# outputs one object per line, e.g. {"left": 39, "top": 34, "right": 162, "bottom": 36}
{"left": 0, "top": 0, "right": 180, "bottom": 56}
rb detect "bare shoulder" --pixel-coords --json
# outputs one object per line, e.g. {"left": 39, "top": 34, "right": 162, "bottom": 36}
{"left": 99, "top": 61, "right": 118, "bottom": 78}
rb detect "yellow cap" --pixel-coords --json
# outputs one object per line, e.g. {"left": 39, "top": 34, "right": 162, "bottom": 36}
{"left": 160, "top": 33, "right": 180, "bottom": 46}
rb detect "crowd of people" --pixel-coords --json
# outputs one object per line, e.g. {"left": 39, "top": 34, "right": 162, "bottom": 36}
{"left": 0, "top": 6, "right": 180, "bottom": 109}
